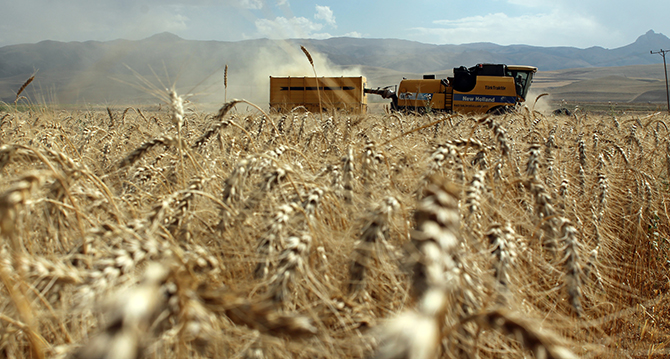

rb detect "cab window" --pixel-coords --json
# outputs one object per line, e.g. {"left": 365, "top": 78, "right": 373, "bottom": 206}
{"left": 506, "top": 70, "right": 532, "bottom": 99}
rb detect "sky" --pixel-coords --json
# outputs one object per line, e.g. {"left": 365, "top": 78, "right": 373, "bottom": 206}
{"left": 1, "top": 0, "right": 669, "bottom": 49}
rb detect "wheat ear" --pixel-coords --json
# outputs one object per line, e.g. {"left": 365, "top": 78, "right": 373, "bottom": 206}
{"left": 71, "top": 263, "right": 171, "bottom": 359}
{"left": 595, "top": 154, "right": 608, "bottom": 223}
{"left": 197, "top": 286, "right": 317, "bottom": 338}
{"left": 301, "top": 45, "right": 323, "bottom": 119}
{"left": 14, "top": 74, "right": 35, "bottom": 105}
{"left": 342, "top": 147, "right": 355, "bottom": 203}
{"left": 0, "top": 173, "right": 48, "bottom": 359}
{"left": 224, "top": 64, "right": 228, "bottom": 102}
{"left": 349, "top": 197, "right": 399, "bottom": 294}
{"left": 465, "top": 170, "right": 486, "bottom": 226}
{"left": 372, "top": 177, "right": 462, "bottom": 359}
{"left": 254, "top": 204, "right": 295, "bottom": 279}
{"left": 118, "top": 136, "right": 178, "bottom": 169}
{"left": 559, "top": 219, "right": 584, "bottom": 316}
{"left": 267, "top": 234, "right": 312, "bottom": 303}
{"left": 486, "top": 222, "right": 517, "bottom": 295}
{"left": 462, "top": 309, "right": 579, "bottom": 359}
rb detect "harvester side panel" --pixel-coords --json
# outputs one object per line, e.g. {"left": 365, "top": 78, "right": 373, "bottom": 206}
{"left": 452, "top": 76, "right": 517, "bottom": 114}
{"left": 396, "top": 79, "right": 452, "bottom": 112}
{"left": 430, "top": 93, "right": 446, "bottom": 110}
{"left": 397, "top": 79, "right": 442, "bottom": 110}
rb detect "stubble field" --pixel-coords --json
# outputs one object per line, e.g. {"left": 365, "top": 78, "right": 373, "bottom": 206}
{"left": 1, "top": 96, "right": 670, "bottom": 359}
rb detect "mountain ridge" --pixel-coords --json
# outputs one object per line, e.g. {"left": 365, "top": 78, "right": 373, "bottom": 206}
{"left": 1, "top": 30, "right": 669, "bottom": 105}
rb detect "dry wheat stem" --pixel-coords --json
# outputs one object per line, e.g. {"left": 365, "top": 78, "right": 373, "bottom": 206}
{"left": 224, "top": 64, "right": 228, "bottom": 102}
{"left": 372, "top": 177, "right": 462, "bottom": 359}
{"left": 486, "top": 222, "right": 517, "bottom": 295}
{"left": 4, "top": 94, "right": 670, "bottom": 359}
{"left": 71, "top": 263, "right": 171, "bottom": 359}
{"left": 14, "top": 74, "right": 35, "bottom": 105}
{"left": 301, "top": 45, "right": 323, "bottom": 121}
{"left": 349, "top": 197, "right": 399, "bottom": 294}
{"left": 118, "top": 136, "right": 179, "bottom": 169}
{"left": 267, "top": 233, "right": 312, "bottom": 303}
{"left": 2, "top": 145, "right": 88, "bottom": 242}
{"left": 559, "top": 219, "right": 584, "bottom": 316}
{"left": 0, "top": 261, "right": 47, "bottom": 359}
{"left": 198, "top": 286, "right": 317, "bottom": 337}
{"left": 382, "top": 114, "right": 459, "bottom": 147}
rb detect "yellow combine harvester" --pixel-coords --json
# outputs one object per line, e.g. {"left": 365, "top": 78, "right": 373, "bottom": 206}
{"left": 366, "top": 63, "right": 538, "bottom": 114}
{"left": 269, "top": 64, "right": 537, "bottom": 115}
{"left": 269, "top": 76, "right": 368, "bottom": 113}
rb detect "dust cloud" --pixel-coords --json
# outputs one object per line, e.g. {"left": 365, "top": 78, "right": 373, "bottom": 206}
{"left": 525, "top": 89, "right": 554, "bottom": 114}
{"left": 224, "top": 42, "right": 364, "bottom": 109}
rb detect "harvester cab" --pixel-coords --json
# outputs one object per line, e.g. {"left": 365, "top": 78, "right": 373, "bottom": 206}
{"left": 505, "top": 65, "right": 536, "bottom": 101}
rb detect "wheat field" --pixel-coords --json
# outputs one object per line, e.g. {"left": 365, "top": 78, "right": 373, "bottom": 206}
{"left": 1, "top": 94, "right": 670, "bottom": 359}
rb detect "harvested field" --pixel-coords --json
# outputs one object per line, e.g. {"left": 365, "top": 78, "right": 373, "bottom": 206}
{"left": 1, "top": 97, "right": 670, "bottom": 358}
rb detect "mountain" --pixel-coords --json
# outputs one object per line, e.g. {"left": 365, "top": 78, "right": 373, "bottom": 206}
{"left": 1, "top": 30, "right": 669, "bottom": 106}
{"left": 304, "top": 30, "right": 670, "bottom": 73}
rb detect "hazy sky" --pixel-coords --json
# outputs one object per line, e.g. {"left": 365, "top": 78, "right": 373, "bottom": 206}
{"left": 1, "top": 0, "right": 668, "bottom": 49}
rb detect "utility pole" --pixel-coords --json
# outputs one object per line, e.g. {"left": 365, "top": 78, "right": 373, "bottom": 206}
{"left": 651, "top": 49, "right": 670, "bottom": 114}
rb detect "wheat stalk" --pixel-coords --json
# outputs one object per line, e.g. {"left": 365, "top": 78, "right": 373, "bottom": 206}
{"left": 486, "top": 222, "right": 517, "bottom": 297}
{"left": 372, "top": 177, "right": 462, "bottom": 359}
{"left": 462, "top": 309, "right": 579, "bottom": 359}
{"left": 254, "top": 204, "right": 295, "bottom": 279}
{"left": 302, "top": 187, "right": 324, "bottom": 223}
{"left": 526, "top": 144, "right": 541, "bottom": 178}
{"left": 465, "top": 170, "right": 486, "bottom": 225}
{"left": 14, "top": 74, "right": 35, "bottom": 105}
{"left": 301, "top": 45, "right": 323, "bottom": 120}
{"left": 267, "top": 234, "right": 312, "bottom": 303}
{"left": 349, "top": 197, "right": 399, "bottom": 294}
{"left": 0, "top": 173, "right": 48, "bottom": 359}
{"left": 342, "top": 147, "right": 355, "bottom": 203}
{"left": 559, "top": 219, "right": 584, "bottom": 316}
{"left": 118, "top": 136, "right": 179, "bottom": 168}
{"left": 224, "top": 64, "right": 228, "bottom": 102}
{"left": 199, "top": 287, "right": 317, "bottom": 338}
{"left": 71, "top": 263, "right": 172, "bottom": 359}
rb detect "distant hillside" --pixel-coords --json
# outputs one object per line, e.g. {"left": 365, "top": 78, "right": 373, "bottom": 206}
{"left": 303, "top": 30, "right": 670, "bottom": 73}
{"left": 1, "top": 30, "right": 669, "bottom": 106}
{"left": 533, "top": 63, "right": 668, "bottom": 104}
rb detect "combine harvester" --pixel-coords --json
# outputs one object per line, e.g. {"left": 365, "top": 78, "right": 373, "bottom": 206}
{"left": 269, "top": 63, "right": 537, "bottom": 114}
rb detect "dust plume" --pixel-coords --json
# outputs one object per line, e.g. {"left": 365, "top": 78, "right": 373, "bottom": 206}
{"left": 525, "top": 89, "right": 553, "bottom": 114}
{"left": 224, "top": 42, "right": 364, "bottom": 108}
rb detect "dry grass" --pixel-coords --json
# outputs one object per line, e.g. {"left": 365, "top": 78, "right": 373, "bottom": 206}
{"left": 1, "top": 98, "right": 670, "bottom": 359}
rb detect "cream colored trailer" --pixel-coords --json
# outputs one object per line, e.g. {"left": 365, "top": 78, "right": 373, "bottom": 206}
{"left": 269, "top": 76, "right": 368, "bottom": 114}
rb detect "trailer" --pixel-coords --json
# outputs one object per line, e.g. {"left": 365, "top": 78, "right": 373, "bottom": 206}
{"left": 269, "top": 76, "right": 368, "bottom": 114}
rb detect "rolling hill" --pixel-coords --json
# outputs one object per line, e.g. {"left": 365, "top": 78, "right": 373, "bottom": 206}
{"left": 533, "top": 63, "right": 668, "bottom": 104}
{"left": 1, "top": 30, "right": 669, "bottom": 107}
